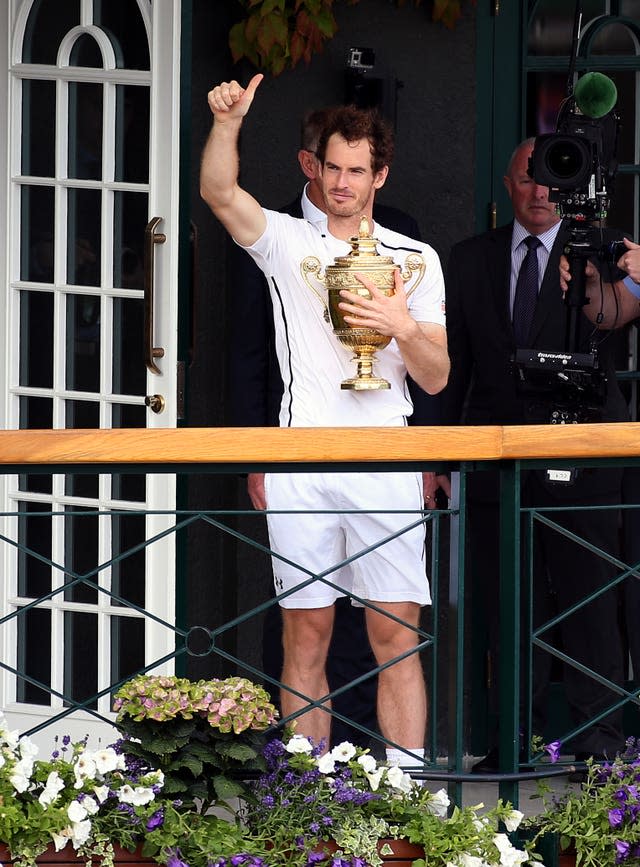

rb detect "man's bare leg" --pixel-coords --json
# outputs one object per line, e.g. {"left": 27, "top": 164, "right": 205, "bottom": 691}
{"left": 365, "top": 601, "right": 426, "bottom": 750}
{"left": 280, "top": 605, "right": 335, "bottom": 747}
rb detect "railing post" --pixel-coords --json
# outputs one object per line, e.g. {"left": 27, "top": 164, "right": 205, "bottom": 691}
{"left": 498, "top": 460, "right": 521, "bottom": 807}
{"left": 447, "top": 465, "right": 466, "bottom": 803}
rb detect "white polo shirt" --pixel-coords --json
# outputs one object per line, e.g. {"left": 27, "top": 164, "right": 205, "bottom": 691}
{"left": 240, "top": 209, "right": 446, "bottom": 428}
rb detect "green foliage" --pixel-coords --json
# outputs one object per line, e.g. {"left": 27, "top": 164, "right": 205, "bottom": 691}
{"left": 229, "top": 0, "right": 476, "bottom": 76}
{"left": 113, "top": 674, "right": 278, "bottom": 808}
{"left": 526, "top": 737, "right": 640, "bottom": 867}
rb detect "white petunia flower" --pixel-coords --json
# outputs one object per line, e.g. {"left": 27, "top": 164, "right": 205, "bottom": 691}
{"left": 70, "top": 819, "right": 92, "bottom": 848}
{"left": 52, "top": 830, "right": 72, "bottom": 852}
{"left": 317, "top": 753, "right": 336, "bottom": 774}
{"left": 73, "top": 754, "right": 97, "bottom": 786}
{"left": 67, "top": 799, "right": 89, "bottom": 823}
{"left": 285, "top": 735, "right": 313, "bottom": 755}
{"left": 384, "top": 765, "right": 413, "bottom": 794}
{"left": 357, "top": 754, "right": 377, "bottom": 773}
{"left": 93, "top": 747, "right": 122, "bottom": 775}
{"left": 18, "top": 736, "right": 39, "bottom": 760}
{"left": 493, "top": 834, "right": 529, "bottom": 867}
{"left": 456, "top": 855, "right": 485, "bottom": 867}
{"left": 118, "top": 784, "right": 155, "bottom": 806}
{"left": 427, "top": 787, "right": 450, "bottom": 817}
{"left": 365, "top": 767, "right": 385, "bottom": 791}
{"left": 10, "top": 757, "right": 34, "bottom": 792}
{"left": 503, "top": 809, "right": 525, "bottom": 833}
{"left": 39, "top": 771, "right": 66, "bottom": 807}
{"left": 93, "top": 785, "right": 109, "bottom": 804}
{"left": 81, "top": 795, "right": 99, "bottom": 816}
{"left": 330, "top": 741, "right": 357, "bottom": 763}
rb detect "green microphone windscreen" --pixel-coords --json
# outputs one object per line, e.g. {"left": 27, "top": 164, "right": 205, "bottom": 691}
{"left": 574, "top": 72, "right": 617, "bottom": 119}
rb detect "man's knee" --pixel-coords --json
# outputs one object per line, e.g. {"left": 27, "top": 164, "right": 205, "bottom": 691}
{"left": 282, "top": 607, "right": 334, "bottom": 668}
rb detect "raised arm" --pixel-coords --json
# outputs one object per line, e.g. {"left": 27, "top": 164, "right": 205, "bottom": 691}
{"left": 199, "top": 75, "right": 267, "bottom": 247}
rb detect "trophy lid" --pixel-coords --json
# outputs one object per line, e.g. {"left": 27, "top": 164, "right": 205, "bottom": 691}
{"left": 328, "top": 215, "right": 395, "bottom": 270}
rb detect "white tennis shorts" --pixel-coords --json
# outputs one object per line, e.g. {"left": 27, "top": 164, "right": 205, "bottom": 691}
{"left": 264, "top": 470, "right": 430, "bottom": 609}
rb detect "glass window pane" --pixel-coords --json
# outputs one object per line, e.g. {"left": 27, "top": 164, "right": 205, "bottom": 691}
{"left": 23, "top": 0, "right": 81, "bottom": 65}
{"left": 607, "top": 70, "right": 638, "bottom": 166}
{"left": 115, "top": 86, "right": 149, "bottom": 183}
{"left": 64, "top": 611, "right": 97, "bottom": 709}
{"left": 68, "top": 82, "right": 103, "bottom": 180}
{"left": 20, "top": 290, "right": 54, "bottom": 388}
{"left": 64, "top": 507, "right": 98, "bottom": 604}
{"left": 67, "top": 189, "right": 101, "bottom": 286}
{"left": 21, "top": 186, "right": 54, "bottom": 283}
{"left": 19, "top": 397, "right": 53, "bottom": 495}
{"left": 66, "top": 294, "right": 101, "bottom": 392}
{"left": 17, "top": 607, "right": 51, "bottom": 706}
{"left": 111, "top": 513, "right": 146, "bottom": 606}
{"left": 111, "top": 616, "right": 145, "bottom": 687}
{"left": 96, "top": 0, "right": 150, "bottom": 70}
{"left": 21, "top": 79, "right": 55, "bottom": 177}
{"left": 526, "top": 71, "right": 567, "bottom": 136}
{"left": 112, "top": 471, "right": 146, "bottom": 503}
{"left": 528, "top": 0, "right": 605, "bottom": 55}
{"left": 17, "top": 502, "right": 52, "bottom": 598}
{"left": 590, "top": 21, "right": 638, "bottom": 55}
{"left": 69, "top": 33, "right": 103, "bottom": 68}
{"left": 113, "top": 191, "right": 147, "bottom": 290}
{"left": 113, "top": 298, "right": 145, "bottom": 395}
{"left": 64, "top": 474, "right": 99, "bottom": 501}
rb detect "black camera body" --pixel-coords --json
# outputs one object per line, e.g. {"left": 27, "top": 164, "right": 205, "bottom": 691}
{"left": 529, "top": 102, "right": 618, "bottom": 221}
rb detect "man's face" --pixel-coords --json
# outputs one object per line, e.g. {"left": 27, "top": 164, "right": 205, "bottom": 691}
{"left": 504, "top": 144, "right": 561, "bottom": 235}
{"left": 319, "top": 134, "right": 388, "bottom": 218}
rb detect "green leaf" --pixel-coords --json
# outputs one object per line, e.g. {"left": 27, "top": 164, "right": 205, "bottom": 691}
{"left": 215, "top": 741, "right": 258, "bottom": 761}
{"left": 213, "top": 775, "right": 245, "bottom": 800}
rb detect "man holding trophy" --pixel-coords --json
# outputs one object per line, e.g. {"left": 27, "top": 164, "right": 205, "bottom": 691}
{"left": 200, "top": 73, "right": 449, "bottom": 765}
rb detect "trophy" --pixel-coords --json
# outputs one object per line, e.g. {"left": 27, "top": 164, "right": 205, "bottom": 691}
{"left": 301, "top": 216, "right": 425, "bottom": 390}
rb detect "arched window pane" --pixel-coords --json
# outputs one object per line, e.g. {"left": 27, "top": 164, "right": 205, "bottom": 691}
{"left": 528, "top": 0, "right": 606, "bottom": 56}
{"left": 23, "top": 0, "right": 81, "bottom": 64}
{"left": 589, "top": 21, "right": 639, "bottom": 55}
{"left": 69, "top": 32, "right": 104, "bottom": 68}
{"left": 95, "top": 0, "right": 150, "bottom": 70}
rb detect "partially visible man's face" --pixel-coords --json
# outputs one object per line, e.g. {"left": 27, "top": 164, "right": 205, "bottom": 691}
{"left": 319, "top": 133, "right": 388, "bottom": 218}
{"left": 504, "top": 144, "right": 561, "bottom": 236}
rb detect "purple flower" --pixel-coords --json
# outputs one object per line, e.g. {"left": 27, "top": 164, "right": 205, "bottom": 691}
{"left": 544, "top": 740, "right": 561, "bottom": 763}
{"left": 615, "top": 840, "right": 631, "bottom": 862}
{"left": 609, "top": 808, "right": 625, "bottom": 828}
{"left": 166, "top": 851, "right": 190, "bottom": 867}
{"left": 146, "top": 809, "right": 164, "bottom": 831}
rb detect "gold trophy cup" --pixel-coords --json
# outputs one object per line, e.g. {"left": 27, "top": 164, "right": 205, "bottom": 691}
{"left": 301, "top": 216, "right": 426, "bottom": 390}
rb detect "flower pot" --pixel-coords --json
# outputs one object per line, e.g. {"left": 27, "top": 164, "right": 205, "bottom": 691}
{"left": 0, "top": 843, "right": 156, "bottom": 865}
{"left": 319, "top": 837, "right": 425, "bottom": 864}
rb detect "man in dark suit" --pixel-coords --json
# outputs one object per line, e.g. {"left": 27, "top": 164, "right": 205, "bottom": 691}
{"left": 443, "top": 138, "right": 627, "bottom": 773}
{"left": 228, "top": 108, "right": 440, "bottom": 748}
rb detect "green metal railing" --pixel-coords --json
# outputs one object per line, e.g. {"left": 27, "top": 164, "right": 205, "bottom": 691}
{"left": 2, "top": 427, "right": 640, "bottom": 808}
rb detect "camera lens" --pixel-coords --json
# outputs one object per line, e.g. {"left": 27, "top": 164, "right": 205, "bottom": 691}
{"left": 546, "top": 140, "right": 583, "bottom": 179}
{"left": 531, "top": 134, "right": 592, "bottom": 190}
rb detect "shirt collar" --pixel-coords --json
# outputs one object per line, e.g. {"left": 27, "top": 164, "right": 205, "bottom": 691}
{"left": 512, "top": 218, "right": 562, "bottom": 254}
{"left": 301, "top": 183, "right": 326, "bottom": 223}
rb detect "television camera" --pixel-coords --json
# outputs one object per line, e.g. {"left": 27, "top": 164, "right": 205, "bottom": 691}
{"left": 513, "top": 69, "right": 623, "bottom": 425}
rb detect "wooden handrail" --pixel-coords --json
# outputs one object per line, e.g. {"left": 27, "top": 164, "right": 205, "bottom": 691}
{"left": 0, "top": 423, "right": 638, "bottom": 466}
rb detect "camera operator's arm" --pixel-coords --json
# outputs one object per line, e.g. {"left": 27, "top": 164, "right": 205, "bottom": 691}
{"left": 559, "top": 238, "right": 640, "bottom": 328}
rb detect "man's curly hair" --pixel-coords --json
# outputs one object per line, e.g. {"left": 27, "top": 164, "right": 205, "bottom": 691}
{"left": 315, "top": 105, "right": 394, "bottom": 174}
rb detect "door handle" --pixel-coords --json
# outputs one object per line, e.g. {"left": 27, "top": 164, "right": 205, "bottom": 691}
{"left": 144, "top": 216, "right": 166, "bottom": 374}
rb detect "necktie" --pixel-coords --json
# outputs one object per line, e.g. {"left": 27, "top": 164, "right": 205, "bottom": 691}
{"left": 512, "top": 236, "right": 541, "bottom": 346}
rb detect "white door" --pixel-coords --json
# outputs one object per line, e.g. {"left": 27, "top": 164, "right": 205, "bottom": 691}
{"left": 0, "top": 0, "right": 181, "bottom": 745}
